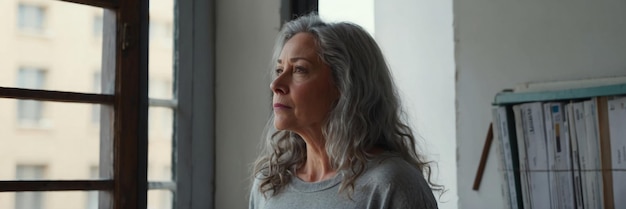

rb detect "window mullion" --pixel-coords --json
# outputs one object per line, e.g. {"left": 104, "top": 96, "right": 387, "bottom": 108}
{"left": 113, "top": 0, "right": 149, "bottom": 208}
{"left": 0, "top": 87, "right": 114, "bottom": 104}
{"left": 0, "top": 180, "right": 114, "bottom": 192}
{"left": 54, "top": 0, "right": 118, "bottom": 9}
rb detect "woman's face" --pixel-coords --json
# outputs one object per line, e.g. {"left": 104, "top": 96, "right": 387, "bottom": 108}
{"left": 271, "top": 33, "right": 339, "bottom": 135}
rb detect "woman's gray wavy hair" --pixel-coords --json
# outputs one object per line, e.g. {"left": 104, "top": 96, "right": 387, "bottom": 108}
{"left": 253, "top": 14, "right": 442, "bottom": 197}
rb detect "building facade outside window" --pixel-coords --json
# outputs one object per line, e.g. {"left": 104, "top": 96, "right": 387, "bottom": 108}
{"left": 17, "top": 67, "right": 46, "bottom": 126}
{"left": 17, "top": 3, "right": 46, "bottom": 33}
{"left": 1, "top": 0, "right": 214, "bottom": 208}
{"left": 15, "top": 165, "right": 46, "bottom": 209}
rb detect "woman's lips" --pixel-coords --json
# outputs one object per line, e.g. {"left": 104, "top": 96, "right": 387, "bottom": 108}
{"left": 273, "top": 103, "right": 292, "bottom": 109}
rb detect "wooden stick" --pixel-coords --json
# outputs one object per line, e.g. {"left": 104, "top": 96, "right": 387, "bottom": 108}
{"left": 473, "top": 123, "right": 493, "bottom": 191}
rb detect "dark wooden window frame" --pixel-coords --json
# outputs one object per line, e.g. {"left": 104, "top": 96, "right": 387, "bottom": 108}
{"left": 0, "top": 0, "right": 219, "bottom": 207}
{"left": 0, "top": 0, "right": 149, "bottom": 208}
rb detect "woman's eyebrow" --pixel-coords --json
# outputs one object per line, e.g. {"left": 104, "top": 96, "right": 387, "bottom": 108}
{"left": 277, "top": 57, "right": 313, "bottom": 64}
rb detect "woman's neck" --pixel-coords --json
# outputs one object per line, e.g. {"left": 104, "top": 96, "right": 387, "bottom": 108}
{"left": 295, "top": 130, "right": 337, "bottom": 182}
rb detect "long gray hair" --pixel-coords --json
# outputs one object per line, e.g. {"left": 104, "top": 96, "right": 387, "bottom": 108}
{"left": 253, "top": 14, "right": 442, "bottom": 197}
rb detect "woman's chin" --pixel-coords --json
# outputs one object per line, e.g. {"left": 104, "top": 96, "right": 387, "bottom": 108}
{"left": 273, "top": 118, "right": 293, "bottom": 131}
{"left": 273, "top": 123, "right": 288, "bottom": 131}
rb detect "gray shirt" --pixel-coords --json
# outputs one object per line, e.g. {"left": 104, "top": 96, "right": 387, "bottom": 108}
{"left": 249, "top": 154, "right": 438, "bottom": 209}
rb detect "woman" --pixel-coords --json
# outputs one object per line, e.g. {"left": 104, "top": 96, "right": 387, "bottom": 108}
{"left": 250, "top": 14, "right": 441, "bottom": 209}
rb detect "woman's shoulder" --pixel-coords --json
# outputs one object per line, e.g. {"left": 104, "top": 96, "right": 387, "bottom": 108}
{"left": 362, "top": 154, "right": 424, "bottom": 181}
{"left": 354, "top": 154, "right": 438, "bottom": 208}
{"left": 359, "top": 154, "right": 434, "bottom": 196}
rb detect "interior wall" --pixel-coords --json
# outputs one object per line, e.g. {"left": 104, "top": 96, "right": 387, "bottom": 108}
{"left": 215, "top": 0, "right": 280, "bottom": 208}
{"left": 318, "top": 0, "right": 375, "bottom": 34}
{"left": 374, "top": 1, "right": 458, "bottom": 209}
{"left": 454, "top": 0, "right": 626, "bottom": 208}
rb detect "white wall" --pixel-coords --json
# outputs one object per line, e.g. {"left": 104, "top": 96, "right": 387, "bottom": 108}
{"left": 374, "top": 1, "right": 458, "bottom": 209}
{"left": 454, "top": 0, "right": 626, "bottom": 208}
{"left": 319, "top": 0, "right": 375, "bottom": 35}
{"left": 215, "top": 0, "right": 280, "bottom": 208}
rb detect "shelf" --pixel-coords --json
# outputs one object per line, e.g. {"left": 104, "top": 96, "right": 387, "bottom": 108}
{"left": 493, "top": 83, "right": 626, "bottom": 105}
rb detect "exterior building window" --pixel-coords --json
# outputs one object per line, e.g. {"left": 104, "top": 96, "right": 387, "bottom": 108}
{"left": 148, "top": 79, "right": 173, "bottom": 138}
{"left": 15, "top": 165, "right": 46, "bottom": 209}
{"left": 93, "top": 15, "right": 103, "bottom": 37}
{"left": 92, "top": 72, "right": 101, "bottom": 124}
{"left": 17, "top": 3, "right": 46, "bottom": 33}
{"left": 0, "top": 0, "right": 212, "bottom": 207}
{"left": 87, "top": 166, "right": 99, "bottom": 209}
{"left": 149, "top": 21, "right": 173, "bottom": 43}
{"left": 17, "top": 67, "right": 46, "bottom": 125}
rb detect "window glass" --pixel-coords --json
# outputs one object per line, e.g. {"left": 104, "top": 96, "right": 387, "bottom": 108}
{"left": 148, "top": 190, "right": 173, "bottom": 209}
{"left": 92, "top": 72, "right": 102, "bottom": 124}
{"left": 17, "top": 67, "right": 46, "bottom": 89}
{"left": 148, "top": 107, "right": 173, "bottom": 181}
{"left": 1, "top": 99, "right": 107, "bottom": 181}
{"left": 17, "top": 99, "right": 44, "bottom": 125}
{"left": 148, "top": 1, "right": 176, "bottom": 207}
{"left": 18, "top": 3, "right": 45, "bottom": 33}
{"left": 1, "top": 191, "right": 97, "bottom": 209}
{"left": 148, "top": 0, "right": 174, "bottom": 187}
{"left": 86, "top": 166, "right": 99, "bottom": 209}
{"left": 15, "top": 165, "right": 45, "bottom": 209}
{"left": 15, "top": 191, "right": 44, "bottom": 209}
{"left": 1, "top": 1, "right": 109, "bottom": 94}
{"left": 16, "top": 67, "right": 46, "bottom": 125}
{"left": 92, "top": 14, "right": 103, "bottom": 37}
{"left": 149, "top": 79, "right": 172, "bottom": 99}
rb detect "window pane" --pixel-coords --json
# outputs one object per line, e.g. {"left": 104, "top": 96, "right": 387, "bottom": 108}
{"left": 0, "top": 1, "right": 112, "bottom": 94}
{"left": 16, "top": 165, "right": 46, "bottom": 180}
{"left": 148, "top": 0, "right": 174, "bottom": 185}
{"left": 148, "top": 190, "right": 173, "bottom": 209}
{"left": 87, "top": 166, "right": 100, "bottom": 209}
{"left": 149, "top": 0, "right": 174, "bottom": 100}
{"left": 15, "top": 191, "right": 44, "bottom": 209}
{"left": 148, "top": 107, "right": 173, "bottom": 181}
{"left": 0, "top": 99, "right": 111, "bottom": 180}
{"left": 149, "top": 79, "right": 172, "bottom": 99}
{"left": 17, "top": 3, "right": 45, "bottom": 33}
{"left": 14, "top": 165, "right": 45, "bottom": 209}
{"left": 1, "top": 191, "right": 106, "bottom": 209}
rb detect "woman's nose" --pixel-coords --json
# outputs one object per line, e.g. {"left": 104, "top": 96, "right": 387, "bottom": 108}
{"left": 270, "top": 74, "right": 288, "bottom": 95}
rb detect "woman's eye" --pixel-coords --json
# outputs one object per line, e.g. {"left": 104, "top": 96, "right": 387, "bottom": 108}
{"left": 294, "top": 66, "right": 307, "bottom": 73}
{"left": 275, "top": 68, "right": 283, "bottom": 75}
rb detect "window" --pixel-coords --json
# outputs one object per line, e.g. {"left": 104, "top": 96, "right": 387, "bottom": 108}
{"left": 2, "top": 0, "right": 147, "bottom": 208}
{"left": 149, "top": 20, "right": 173, "bottom": 47}
{"left": 1, "top": 0, "right": 215, "bottom": 208}
{"left": 17, "top": 67, "right": 46, "bottom": 90}
{"left": 15, "top": 165, "right": 46, "bottom": 209}
{"left": 16, "top": 67, "right": 46, "bottom": 126}
{"left": 93, "top": 15, "right": 103, "bottom": 37}
{"left": 148, "top": 21, "right": 172, "bottom": 41}
{"left": 148, "top": 79, "right": 171, "bottom": 99}
{"left": 92, "top": 72, "right": 101, "bottom": 124}
{"left": 87, "top": 166, "right": 99, "bottom": 209}
{"left": 148, "top": 79, "right": 173, "bottom": 138}
{"left": 17, "top": 3, "right": 46, "bottom": 33}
